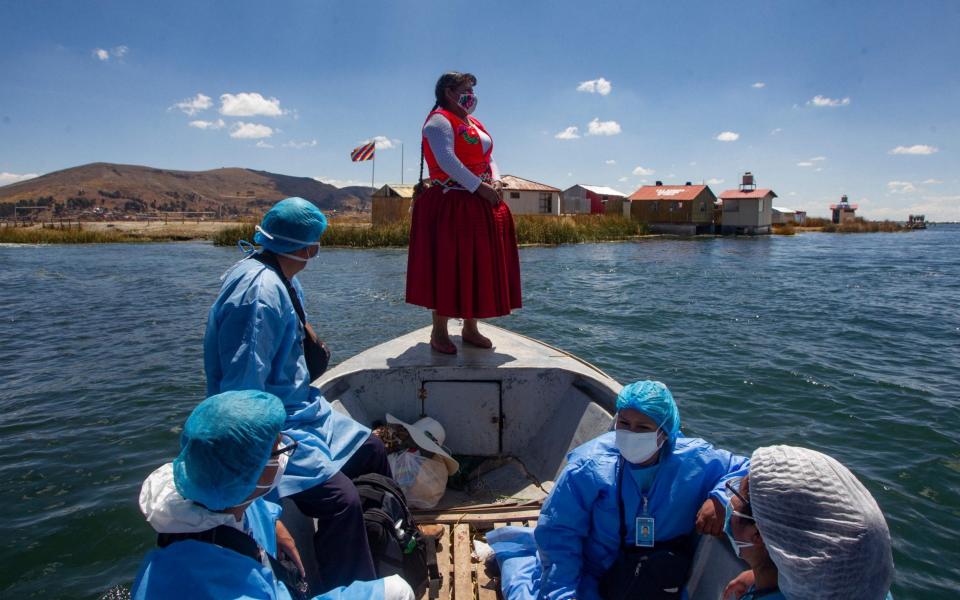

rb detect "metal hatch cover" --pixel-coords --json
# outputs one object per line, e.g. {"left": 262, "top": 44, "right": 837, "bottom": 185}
{"left": 422, "top": 381, "right": 501, "bottom": 456}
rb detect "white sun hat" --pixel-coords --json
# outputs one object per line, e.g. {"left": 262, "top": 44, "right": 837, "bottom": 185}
{"left": 386, "top": 414, "right": 460, "bottom": 475}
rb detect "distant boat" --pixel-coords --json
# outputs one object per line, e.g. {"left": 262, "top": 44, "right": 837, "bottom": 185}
{"left": 281, "top": 323, "right": 746, "bottom": 600}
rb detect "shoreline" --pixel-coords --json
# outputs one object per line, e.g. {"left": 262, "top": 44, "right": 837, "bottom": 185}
{"left": 0, "top": 218, "right": 921, "bottom": 246}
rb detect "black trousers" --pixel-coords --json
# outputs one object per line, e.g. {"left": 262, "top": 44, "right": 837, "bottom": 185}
{"left": 290, "top": 434, "right": 392, "bottom": 592}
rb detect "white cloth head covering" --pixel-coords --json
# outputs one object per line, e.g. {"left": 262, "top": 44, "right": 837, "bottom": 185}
{"left": 749, "top": 445, "right": 894, "bottom": 600}
{"left": 386, "top": 414, "right": 460, "bottom": 475}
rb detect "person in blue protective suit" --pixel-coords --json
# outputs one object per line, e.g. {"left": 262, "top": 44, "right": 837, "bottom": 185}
{"left": 721, "top": 445, "right": 894, "bottom": 600}
{"left": 131, "top": 390, "right": 414, "bottom": 600}
{"left": 203, "top": 198, "right": 393, "bottom": 592}
{"left": 486, "top": 380, "right": 749, "bottom": 600}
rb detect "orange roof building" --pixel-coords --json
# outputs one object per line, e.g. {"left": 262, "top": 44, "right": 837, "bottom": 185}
{"left": 625, "top": 181, "right": 716, "bottom": 234}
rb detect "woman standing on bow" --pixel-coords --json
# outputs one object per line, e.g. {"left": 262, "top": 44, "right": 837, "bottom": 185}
{"left": 406, "top": 71, "right": 522, "bottom": 354}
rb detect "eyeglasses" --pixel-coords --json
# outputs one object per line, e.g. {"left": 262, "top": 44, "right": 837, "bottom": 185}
{"left": 271, "top": 434, "right": 298, "bottom": 458}
{"left": 725, "top": 476, "right": 752, "bottom": 516}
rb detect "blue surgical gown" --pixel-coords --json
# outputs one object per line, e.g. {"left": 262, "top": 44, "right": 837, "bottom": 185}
{"left": 204, "top": 258, "right": 370, "bottom": 496}
{"left": 488, "top": 431, "right": 749, "bottom": 600}
{"left": 132, "top": 498, "right": 387, "bottom": 600}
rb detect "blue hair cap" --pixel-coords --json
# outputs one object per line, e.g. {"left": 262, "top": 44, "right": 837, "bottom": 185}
{"left": 254, "top": 197, "right": 328, "bottom": 253}
{"left": 615, "top": 380, "right": 681, "bottom": 442}
{"left": 173, "top": 390, "right": 286, "bottom": 510}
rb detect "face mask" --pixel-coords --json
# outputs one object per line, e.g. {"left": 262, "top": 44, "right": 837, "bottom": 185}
{"left": 615, "top": 429, "right": 662, "bottom": 464}
{"left": 457, "top": 93, "right": 477, "bottom": 114}
{"left": 723, "top": 505, "right": 756, "bottom": 557}
{"left": 255, "top": 225, "right": 321, "bottom": 263}
{"left": 258, "top": 451, "right": 289, "bottom": 493}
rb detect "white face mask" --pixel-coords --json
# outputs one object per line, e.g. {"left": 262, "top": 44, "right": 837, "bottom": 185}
{"left": 255, "top": 225, "right": 321, "bottom": 263}
{"left": 255, "top": 451, "right": 288, "bottom": 494}
{"left": 615, "top": 429, "right": 662, "bottom": 464}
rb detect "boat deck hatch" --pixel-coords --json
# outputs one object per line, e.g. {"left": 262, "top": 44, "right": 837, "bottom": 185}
{"left": 422, "top": 381, "right": 501, "bottom": 456}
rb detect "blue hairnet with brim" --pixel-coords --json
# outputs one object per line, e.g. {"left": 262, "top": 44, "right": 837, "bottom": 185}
{"left": 173, "top": 390, "right": 286, "bottom": 511}
{"left": 615, "top": 380, "right": 681, "bottom": 444}
{"left": 253, "top": 197, "right": 328, "bottom": 253}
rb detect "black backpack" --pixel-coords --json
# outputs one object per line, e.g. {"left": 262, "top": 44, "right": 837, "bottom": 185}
{"left": 353, "top": 473, "right": 440, "bottom": 597}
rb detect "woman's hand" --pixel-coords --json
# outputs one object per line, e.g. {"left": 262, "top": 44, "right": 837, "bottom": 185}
{"left": 723, "top": 569, "right": 755, "bottom": 599}
{"left": 275, "top": 520, "right": 305, "bottom": 577}
{"left": 477, "top": 182, "right": 501, "bottom": 206}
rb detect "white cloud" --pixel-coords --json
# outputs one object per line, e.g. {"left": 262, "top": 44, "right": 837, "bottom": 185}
{"left": 715, "top": 131, "right": 739, "bottom": 142}
{"left": 283, "top": 139, "right": 318, "bottom": 149}
{"left": 810, "top": 156, "right": 827, "bottom": 162}
{"left": 314, "top": 177, "right": 368, "bottom": 188}
{"left": 555, "top": 126, "right": 580, "bottom": 140}
{"left": 172, "top": 93, "right": 213, "bottom": 116}
{"left": 0, "top": 172, "right": 39, "bottom": 186}
{"left": 868, "top": 195, "right": 960, "bottom": 222}
{"left": 577, "top": 77, "right": 612, "bottom": 96}
{"left": 605, "top": 159, "right": 617, "bottom": 165}
{"left": 689, "top": 161, "right": 697, "bottom": 166}
{"left": 587, "top": 118, "right": 621, "bottom": 136}
{"left": 92, "top": 46, "right": 128, "bottom": 61}
{"left": 632, "top": 166, "right": 655, "bottom": 176}
{"left": 230, "top": 122, "right": 274, "bottom": 139}
{"left": 220, "top": 93, "right": 284, "bottom": 117}
{"left": 888, "top": 144, "right": 938, "bottom": 155}
{"left": 752, "top": 82, "right": 766, "bottom": 89}
{"left": 797, "top": 162, "right": 814, "bottom": 167}
{"left": 808, "top": 95, "right": 851, "bottom": 107}
{"left": 363, "top": 135, "right": 399, "bottom": 150}
{"left": 887, "top": 181, "right": 916, "bottom": 194}
{"left": 255, "top": 141, "right": 274, "bottom": 149}
{"left": 770, "top": 128, "right": 783, "bottom": 135}
{"left": 618, "top": 176, "right": 629, "bottom": 182}
{"left": 706, "top": 178, "right": 725, "bottom": 185}
{"left": 814, "top": 167, "right": 823, "bottom": 172}
{"left": 188, "top": 118, "right": 225, "bottom": 130}
{"left": 922, "top": 178, "right": 943, "bottom": 184}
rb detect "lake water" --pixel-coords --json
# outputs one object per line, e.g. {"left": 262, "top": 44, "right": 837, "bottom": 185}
{"left": 1, "top": 227, "right": 958, "bottom": 599}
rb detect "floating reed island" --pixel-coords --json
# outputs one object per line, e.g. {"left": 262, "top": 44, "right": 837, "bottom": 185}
{"left": 0, "top": 214, "right": 917, "bottom": 245}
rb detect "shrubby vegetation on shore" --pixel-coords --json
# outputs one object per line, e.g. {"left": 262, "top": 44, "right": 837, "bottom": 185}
{"left": 0, "top": 223, "right": 147, "bottom": 244}
{"left": 213, "top": 214, "right": 650, "bottom": 248}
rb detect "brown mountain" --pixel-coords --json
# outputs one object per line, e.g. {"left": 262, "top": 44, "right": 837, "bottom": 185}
{"left": 0, "top": 162, "right": 374, "bottom": 218}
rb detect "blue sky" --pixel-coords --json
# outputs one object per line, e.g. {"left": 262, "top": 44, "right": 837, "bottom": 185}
{"left": 1, "top": 0, "right": 958, "bottom": 220}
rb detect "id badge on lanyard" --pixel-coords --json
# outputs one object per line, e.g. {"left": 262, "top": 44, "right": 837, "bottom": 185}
{"left": 635, "top": 495, "right": 655, "bottom": 547}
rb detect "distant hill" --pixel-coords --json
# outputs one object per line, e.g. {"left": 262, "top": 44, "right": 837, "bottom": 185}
{"left": 0, "top": 162, "right": 374, "bottom": 218}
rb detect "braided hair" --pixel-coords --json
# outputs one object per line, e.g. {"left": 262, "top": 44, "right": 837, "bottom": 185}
{"left": 415, "top": 71, "right": 477, "bottom": 198}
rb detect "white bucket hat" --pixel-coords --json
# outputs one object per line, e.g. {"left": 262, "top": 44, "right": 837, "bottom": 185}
{"left": 386, "top": 414, "right": 460, "bottom": 475}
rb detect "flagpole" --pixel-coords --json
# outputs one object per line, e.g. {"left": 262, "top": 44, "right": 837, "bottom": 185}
{"left": 401, "top": 143, "right": 404, "bottom": 185}
{"left": 371, "top": 151, "right": 376, "bottom": 189}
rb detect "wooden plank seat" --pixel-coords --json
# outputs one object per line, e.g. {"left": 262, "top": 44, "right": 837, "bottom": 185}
{"left": 415, "top": 506, "right": 541, "bottom": 600}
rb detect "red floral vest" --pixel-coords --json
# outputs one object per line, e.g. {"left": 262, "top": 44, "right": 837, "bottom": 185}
{"left": 422, "top": 109, "right": 493, "bottom": 186}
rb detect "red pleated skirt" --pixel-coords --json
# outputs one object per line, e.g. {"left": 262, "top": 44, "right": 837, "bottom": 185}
{"left": 406, "top": 186, "right": 522, "bottom": 319}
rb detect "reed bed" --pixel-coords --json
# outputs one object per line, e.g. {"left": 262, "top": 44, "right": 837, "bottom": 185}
{"left": 514, "top": 214, "right": 648, "bottom": 245}
{"left": 212, "top": 221, "right": 410, "bottom": 248}
{"left": 820, "top": 220, "right": 906, "bottom": 233}
{"left": 0, "top": 224, "right": 144, "bottom": 244}
{"left": 771, "top": 223, "right": 797, "bottom": 235}
{"left": 213, "top": 214, "right": 649, "bottom": 248}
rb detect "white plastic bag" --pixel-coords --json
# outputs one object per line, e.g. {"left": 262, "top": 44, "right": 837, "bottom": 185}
{"left": 387, "top": 449, "right": 448, "bottom": 509}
